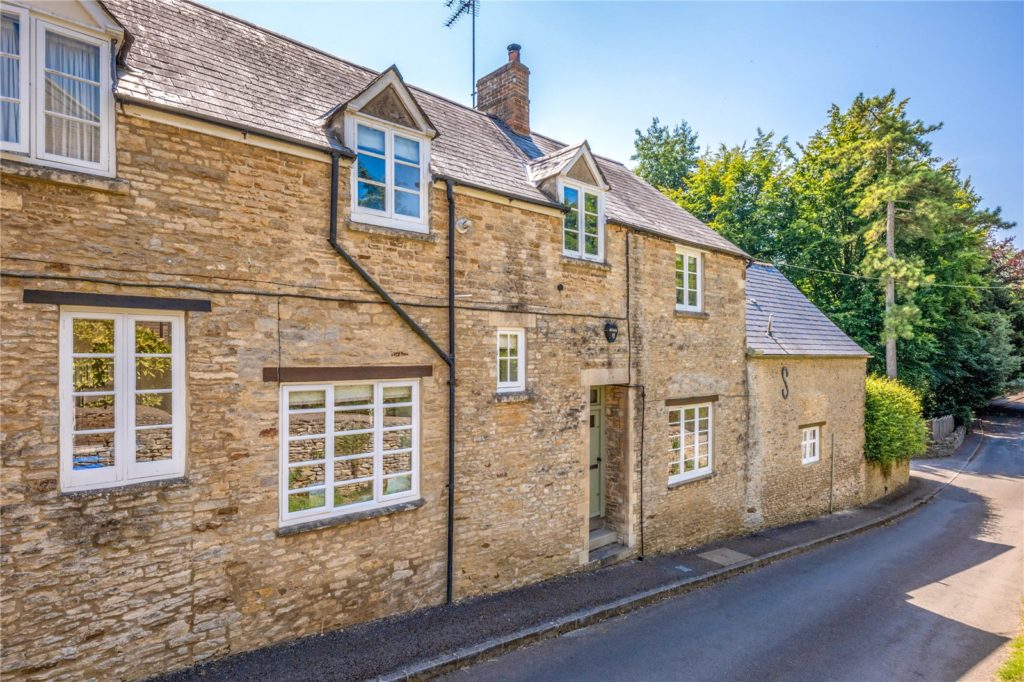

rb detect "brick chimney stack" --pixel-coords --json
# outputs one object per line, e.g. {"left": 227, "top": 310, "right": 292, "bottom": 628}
{"left": 476, "top": 43, "right": 530, "bottom": 137}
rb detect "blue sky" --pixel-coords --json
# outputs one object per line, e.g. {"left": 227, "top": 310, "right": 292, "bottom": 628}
{"left": 202, "top": 0, "right": 1024, "bottom": 243}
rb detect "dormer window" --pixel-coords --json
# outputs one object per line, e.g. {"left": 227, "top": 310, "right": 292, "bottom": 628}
{"left": 328, "top": 66, "right": 437, "bottom": 235}
{"left": 562, "top": 183, "right": 604, "bottom": 261}
{"left": 354, "top": 120, "right": 425, "bottom": 227}
{"left": 0, "top": 4, "right": 119, "bottom": 176}
{"left": 527, "top": 140, "right": 609, "bottom": 263}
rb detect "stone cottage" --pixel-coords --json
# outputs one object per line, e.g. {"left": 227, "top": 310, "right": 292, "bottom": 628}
{"left": 742, "top": 263, "right": 908, "bottom": 528}
{"left": 0, "top": 0, "right": 898, "bottom": 678}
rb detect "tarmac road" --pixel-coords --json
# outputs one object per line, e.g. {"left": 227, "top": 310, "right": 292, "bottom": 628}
{"left": 446, "top": 411, "right": 1024, "bottom": 682}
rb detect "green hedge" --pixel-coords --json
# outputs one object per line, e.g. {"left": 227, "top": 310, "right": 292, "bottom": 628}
{"left": 865, "top": 375, "right": 928, "bottom": 467}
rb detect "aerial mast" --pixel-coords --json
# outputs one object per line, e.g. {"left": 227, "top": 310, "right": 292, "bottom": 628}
{"left": 444, "top": 0, "right": 480, "bottom": 106}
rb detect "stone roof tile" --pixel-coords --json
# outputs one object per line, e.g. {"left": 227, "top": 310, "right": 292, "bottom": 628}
{"left": 103, "top": 0, "right": 747, "bottom": 258}
{"left": 746, "top": 263, "right": 869, "bottom": 357}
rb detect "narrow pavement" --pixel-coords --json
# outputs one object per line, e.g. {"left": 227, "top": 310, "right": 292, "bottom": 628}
{"left": 446, "top": 412, "right": 1024, "bottom": 682}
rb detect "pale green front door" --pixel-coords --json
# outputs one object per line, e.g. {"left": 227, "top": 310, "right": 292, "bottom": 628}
{"left": 589, "top": 390, "right": 604, "bottom": 518}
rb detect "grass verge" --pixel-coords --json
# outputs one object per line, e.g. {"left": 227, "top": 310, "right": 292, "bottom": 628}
{"left": 999, "top": 606, "right": 1024, "bottom": 682}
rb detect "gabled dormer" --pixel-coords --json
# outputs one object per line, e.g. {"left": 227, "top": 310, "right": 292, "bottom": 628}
{"left": 528, "top": 141, "right": 610, "bottom": 262}
{"left": 326, "top": 66, "right": 437, "bottom": 234}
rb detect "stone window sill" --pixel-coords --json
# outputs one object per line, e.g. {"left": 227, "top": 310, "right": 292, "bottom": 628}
{"left": 667, "top": 471, "right": 716, "bottom": 489}
{"left": 675, "top": 308, "right": 709, "bottom": 320}
{"left": 346, "top": 216, "right": 436, "bottom": 242}
{"left": 1, "top": 157, "right": 130, "bottom": 194}
{"left": 560, "top": 255, "right": 611, "bottom": 271}
{"left": 494, "top": 390, "right": 532, "bottom": 404}
{"left": 61, "top": 476, "right": 189, "bottom": 499}
{"left": 276, "top": 497, "right": 424, "bottom": 536}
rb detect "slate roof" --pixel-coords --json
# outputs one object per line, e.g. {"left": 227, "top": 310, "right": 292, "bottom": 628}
{"left": 746, "top": 263, "right": 869, "bottom": 357}
{"left": 101, "top": 0, "right": 748, "bottom": 258}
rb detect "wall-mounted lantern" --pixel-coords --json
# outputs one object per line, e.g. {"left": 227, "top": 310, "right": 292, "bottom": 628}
{"left": 604, "top": 321, "right": 619, "bottom": 343}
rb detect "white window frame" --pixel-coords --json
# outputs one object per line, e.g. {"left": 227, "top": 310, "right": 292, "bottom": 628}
{"left": 801, "top": 425, "right": 821, "bottom": 464}
{"left": 675, "top": 246, "right": 703, "bottom": 313}
{"left": 279, "top": 380, "right": 420, "bottom": 526}
{"left": 33, "top": 19, "right": 112, "bottom": 174}
{"left": 59, "top": 308, "right": 186, "bottom": 492}
{"left": 668, "top": 402, "right": 713, "bottom": 485}
{"left": 346, "top": 113, "right": 430, "bottom": 234}
{"left": 0, "top": 7, "right": 115, "bottom": 176}
{"left": 0, "top": 5, "right": 30, "bottom": 154}
{"left": 560, "top": 179, "right": 605, "bottom": 262}
{"left": 496, "top": 328, "right": 525, "bottom": 393}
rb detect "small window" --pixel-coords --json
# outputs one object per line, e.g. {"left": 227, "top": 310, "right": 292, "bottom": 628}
{"left": 562, "top": 183, "right": 603, "bottom": 261}
{"left": 1, "top": 8, "right": 28, "bottom": 153}
{"left": 801, "top": 426, "right": 820, "bottom": 464}
{"left": 60, "top": 310, "right": 186, "bottom": 491}
{"left": 675, "top": 248, "right": 702, "bottom": 312}
{"left": 280, "top": 381, "right": 419, "bottom": 525}
{"left": 351, "top": 118, "right": 427, "bottom": 232}
{"left": 668, "top": 403, "right": 713, "bottom": 484}
{"left": 496, "top": 329, "right": 525, "bottom": 393}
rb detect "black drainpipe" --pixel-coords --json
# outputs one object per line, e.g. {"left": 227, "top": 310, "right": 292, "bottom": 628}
{"left": 325, "top": 150, "right": 457, "bottom": 604}
{"left": 445, "top": 180, "right": 457, "bottom": 605}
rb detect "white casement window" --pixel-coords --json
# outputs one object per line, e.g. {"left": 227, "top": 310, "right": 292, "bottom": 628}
{"left": 562, "top": 182, "right": 604, "bottom": 261}
{"left": 675, "top": 247, "right": 703, "bottom": 312}
{"left": 280, "top": 381, "right": 419, "bottom": 525}
{"left": 350, "top": 118, "right": 429, "bottom": 233}
{"left": 0, "top": 8, "right": 114, "bottom": 174}
{"left": 1, "top": 7, "right": 29, "bottom": 153}
{"left": 496, "top": 329, "right": 525, "bottom": 393}
{"left": 668, "top": 402, "right": 713, "bottom": 484}
{"left": 59, "top": 309, "right": 186, "bottom": 492}
{"left": 801, "top": 425, "right": 821, "bottom": 464}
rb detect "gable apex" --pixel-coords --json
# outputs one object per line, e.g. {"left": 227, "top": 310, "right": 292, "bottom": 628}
{"left": 328, "top": 66, "right": 437, "bottom": 138}
{"left": 527, "top": 140, "right": 609, "bottom": 191}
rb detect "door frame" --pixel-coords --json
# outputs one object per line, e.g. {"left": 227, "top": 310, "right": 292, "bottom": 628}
{"left": 589, "top": 387, "right": 605, "bottom": 519}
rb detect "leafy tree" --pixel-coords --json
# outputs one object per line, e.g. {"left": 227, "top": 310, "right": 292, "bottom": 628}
{"left": 631, "top": 117, "right": 700, "bottom": 191}
{"left": 633, "top": 90, "right": 1023, "bottom": 418}
{"left": 671, "top": 129, "right": 796, "bottom": 260}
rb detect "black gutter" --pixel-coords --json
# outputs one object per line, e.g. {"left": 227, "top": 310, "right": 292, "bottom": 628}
{"left": 325, "top": 150, "right": 457, "bottom": 606}
{"left": 445, "top": 180, "right": 457, "bottom": 605}
{"left": 327, "top": 151, "right": 449, "bottom": 365}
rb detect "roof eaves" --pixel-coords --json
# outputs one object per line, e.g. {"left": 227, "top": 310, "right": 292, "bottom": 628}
{"left": 747, "top": 350, "right": 872, "bottom": 359}
{"left": 608, "top": 217, "right": 750, "bottom": 259}
{"left": 432, "top": 173, "right": 566, "bottom": 212}
{"left": 116, "top": 93, "right": 355, "bottom": 158}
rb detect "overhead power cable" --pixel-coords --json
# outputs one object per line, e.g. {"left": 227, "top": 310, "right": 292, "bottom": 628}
{"left": 771, "top": 262, "right": 1021, "bottom": 290}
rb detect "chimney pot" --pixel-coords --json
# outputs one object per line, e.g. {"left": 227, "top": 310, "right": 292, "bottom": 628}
{"left": 507, "top": 43, "right": 521, "bottom": 62}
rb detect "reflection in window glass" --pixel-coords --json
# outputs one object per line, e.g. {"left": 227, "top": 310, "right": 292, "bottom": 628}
{"left": 282, "top": 381, "right": 419, "bottom": 523}
{"left": 668, "top": 403, "right": 713, "bottom": 483}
